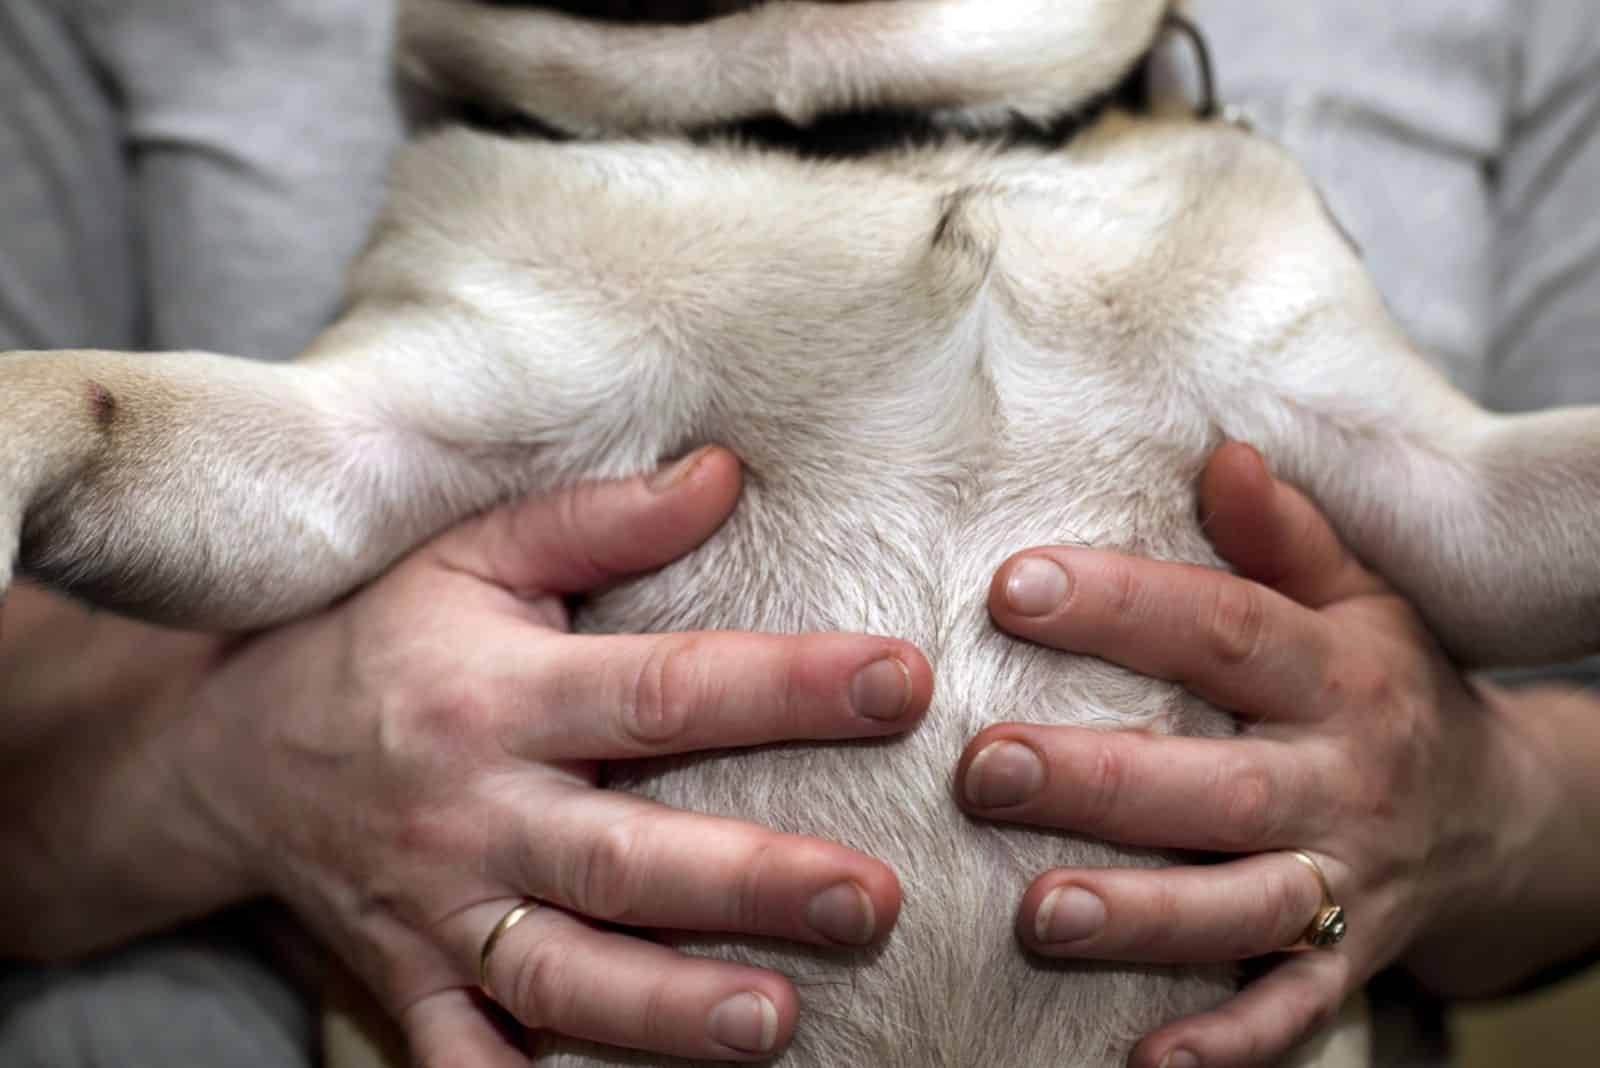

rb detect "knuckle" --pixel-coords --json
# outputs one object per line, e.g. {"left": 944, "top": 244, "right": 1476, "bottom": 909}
{"left": 1104, "top": 563, "right": 1143, "bottom": 621}
{"left": 1214, "top": 761, "right": 1278, "bottom": 850}
{"left": 1329, "top": 648, "right": 1399, "bottom": 710}
{"left": 1137, "top": 881, "right": 1183, "bottom": 951}
{"left": 393, "top": 804, "right": 459, "bottom": 863}
{"left": 1282, "top": 981, "right": 1338, "bottom": 1045}
{"left": 731, "top": 837, "right": 780, "bottom": 932}
{"left": 1301, "top": 996, "right": 1338, "bottom": 1040}
{"left": 776, "top": 644, "right": 811, "bottom": 734}
{"left": 572, "top": 817, "right": 650, "bottom": 920}
{"left": 1356, "top": 665, "right": 1403, "bottom": 714}
{"left": 625, "top": 639, "right": 703, "bottom": 747}
{"left": 548, "top": 483, "right": 611, "bottom": 581}
{"left": 427, "top": 681, "right": 499, "bottom": 738}
{"left": 1260, "top": 866, "right": 1315, "bottom": 949}
{"left": 1083, "top": 743, "right": 1130, "bottom": 825}
{"left": 548, "top": 480, "right": 593, "bottom": 542}
{"left": 1237, "top": 1027, "right": 1275, "bottom": 1065}
{"left": 1202, "top": 582, "right": 1267, "bottom": 669}
{"left": 638, "top": 975, "right": 678, "bottom": 1052}
{"left": 1227, "top": 1001, "right": 1297, "bottom": 1066}
{"left": 387, "top": 676, "right": 501, "bottom": 758}
{"left": 509, "top": 935, "right": 577, "bottom": 1031}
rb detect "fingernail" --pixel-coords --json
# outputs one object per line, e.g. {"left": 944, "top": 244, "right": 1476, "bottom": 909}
{"left": 806, "top": 882, "right": 877, "bottom": 945}
{"left": 850, "top": 658, "right": 912, "bottom": 722}
{"left": 646, "top": 448, "right": 708, "bottom": 493}
{"left": 1004, "top": 557, "right": 1069, "bottom": 617}
{"left": 964, "top": 741, "right": 1044, "bottom": 809}
{"left": 708, "top": 992, "right": 778, "bottom": 1054}
{"left": 1035, "top": 886, "right": 1106, "bottom": 944}
{"left": 1159, "top": 1051, "right": 1200, "bottom": 1068}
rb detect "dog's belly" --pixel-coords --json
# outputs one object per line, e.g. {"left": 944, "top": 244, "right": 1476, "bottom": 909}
{"left": 359, "top": 121, "right": 1335, "bottom": 1065}
{"left": 571, "top": 462, "right": 1236, "bottom": 1067}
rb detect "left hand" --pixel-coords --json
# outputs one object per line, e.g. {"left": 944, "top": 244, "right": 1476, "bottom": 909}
{"left": 957, "top": 443, "right": 1543, "bottom": 1067}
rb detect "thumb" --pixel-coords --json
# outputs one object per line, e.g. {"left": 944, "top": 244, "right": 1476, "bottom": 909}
{"left": 426, "top": 446, "right": 742, "bottom": 597}
{"left": 1199, "top": 442, "right": 1387, "bottom": 609}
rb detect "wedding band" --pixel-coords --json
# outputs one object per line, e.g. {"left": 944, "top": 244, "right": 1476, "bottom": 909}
{"left": 1286, "top": 850, "right": 1347, "bottom": 950}
{"left": 479, "top": 900, "right": 541, "bottom": 992}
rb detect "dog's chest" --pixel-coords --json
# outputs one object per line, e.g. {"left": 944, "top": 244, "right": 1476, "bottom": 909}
{"left": 545, "top": 136, "right": 1235, "bottom": 736}
{"left": 367, "top": 120, "right": 1279, "bottom": 733}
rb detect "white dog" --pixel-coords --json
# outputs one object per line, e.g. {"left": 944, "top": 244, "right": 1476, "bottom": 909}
{"left": 3, "top": 1, "right": 1596, "bottom": 1065}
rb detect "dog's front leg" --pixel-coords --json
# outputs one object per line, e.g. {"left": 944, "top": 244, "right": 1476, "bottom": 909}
{"left": 0, "top": 347, "right": 483, "bottom": 629}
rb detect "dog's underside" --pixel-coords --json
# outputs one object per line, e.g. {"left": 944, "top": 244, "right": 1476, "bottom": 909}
{"left": 4, "top": 1, "right": 1599, "bottom": 1065}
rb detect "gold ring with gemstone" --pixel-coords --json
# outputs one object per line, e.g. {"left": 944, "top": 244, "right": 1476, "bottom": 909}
{"left": 479, "top": 900, "right": 541, "bottom": 993}
{"left": 1285, "top": 850, "right": 1346, "bottom": 950}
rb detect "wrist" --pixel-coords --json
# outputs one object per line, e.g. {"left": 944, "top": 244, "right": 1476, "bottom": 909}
{"left": 0, "top": 595, "right": 259, "bottom": 960}
{"left": 1403, "top": 681, "right": 1600, "bottom": 999}
{"left": 169, "top": 610, "right": 351, "bottom": 920}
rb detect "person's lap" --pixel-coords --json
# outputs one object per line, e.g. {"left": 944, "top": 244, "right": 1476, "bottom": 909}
{"left": 0, "top": 914, "right": 314, "bottom": 1068}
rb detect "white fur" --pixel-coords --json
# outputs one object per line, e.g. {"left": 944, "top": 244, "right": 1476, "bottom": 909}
{"left": 4, "top": 1, "right": 1598, "bottom": 1064}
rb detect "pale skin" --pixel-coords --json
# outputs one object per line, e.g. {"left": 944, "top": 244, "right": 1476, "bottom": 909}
{"left": 964, "top": 442, "right": 1600, "bottom": 1067}
{"left": 0, "top": 447, "right": 933, "bottom": 1063}
{"left": 4, "top": 443, "right": 1598, "bottom": 1066}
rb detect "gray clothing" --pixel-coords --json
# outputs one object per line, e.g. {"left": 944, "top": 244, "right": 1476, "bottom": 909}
{"left": 0, "top": 918, "right": 314, "bottom": 1068}
{"left": 1, "top": 1, "right": 1596, "bottom": 1065}
{"left": 1189, "top": 0, "right": 1600, "bottom": 415}
{"left": 0, "top": 0, "right": 402, "bottom": 359}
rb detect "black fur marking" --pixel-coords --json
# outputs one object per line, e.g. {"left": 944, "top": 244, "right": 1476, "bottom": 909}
{"left": 475, "top": 0, "right": 754, "bottom": 24}
{"left": 694, "top": 57, "right": 1148, "bottom": 160}
{"left": 87, "top": 381, "right": 117, "bottom": 431}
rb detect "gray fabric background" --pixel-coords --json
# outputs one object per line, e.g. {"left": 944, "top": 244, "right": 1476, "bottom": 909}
{"left": 0, "top": 0, "right": 401, "bottom": 360}
{"left": 1, "top": 1, "right": 1595, "bottom": 1064}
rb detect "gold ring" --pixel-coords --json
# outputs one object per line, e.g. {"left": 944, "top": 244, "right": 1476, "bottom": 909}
{"left": 1286, "top": 850, "right": 1346, "bottom": 950}
{"left": 479, "top": 900, "right": 541, "bottom": 992}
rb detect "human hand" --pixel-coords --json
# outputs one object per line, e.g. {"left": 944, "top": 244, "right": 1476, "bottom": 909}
{"left": 958, "top": 443, "right": 1543, "bottom": 1067}
{"left": 174, "top": 446, "right": 932, "bottom": 1065}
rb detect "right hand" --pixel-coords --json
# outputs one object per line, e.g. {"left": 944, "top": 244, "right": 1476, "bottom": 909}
{"left": 175, "top": 446, "right": 932, "bottom": 1064}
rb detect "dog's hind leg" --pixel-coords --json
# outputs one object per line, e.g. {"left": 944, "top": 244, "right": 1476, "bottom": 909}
{"left": 1354, "top": 404, "right": 1600, "bottom": 667}
{"left": 1237, "top": 358, "right": 1600, "bottom": 669}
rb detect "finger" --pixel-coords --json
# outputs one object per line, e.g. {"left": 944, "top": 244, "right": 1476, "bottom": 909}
{"left": 989, "top": 545, "right": 1342, "bottom": 724}
{"left": 455, "top": 899, "right": 799, "bottom": 1062}
{"left": 957, "top": 725, "right": 1333, "bottom": 852}
{"left": 514, "top": 631, "right": 931, "bottom": 760}
{"left": 1130, "top": 951, "right": 1352, "bottom": 1068}
{"left": 1016, "top": 853, "right": 1325, "bottom": 962}
{"left": 428, "top": 445, "right": 742, "bottom": 596}
{"left": 1199, "top": 442, "right": 1388, "bottom": 607}
{"left": 405, "top": 988, "right": 529, "bottom": 1068}
{"left": 499, "top": 785, "right": 900, "bottom": 946}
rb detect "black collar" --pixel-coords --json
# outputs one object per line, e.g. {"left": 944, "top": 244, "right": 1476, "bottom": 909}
{"left": 450, "top": 54, "right": 1152, "bottom": 158}
{"left": 695, "top": 60, "right": 1150, "bottom": 159}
